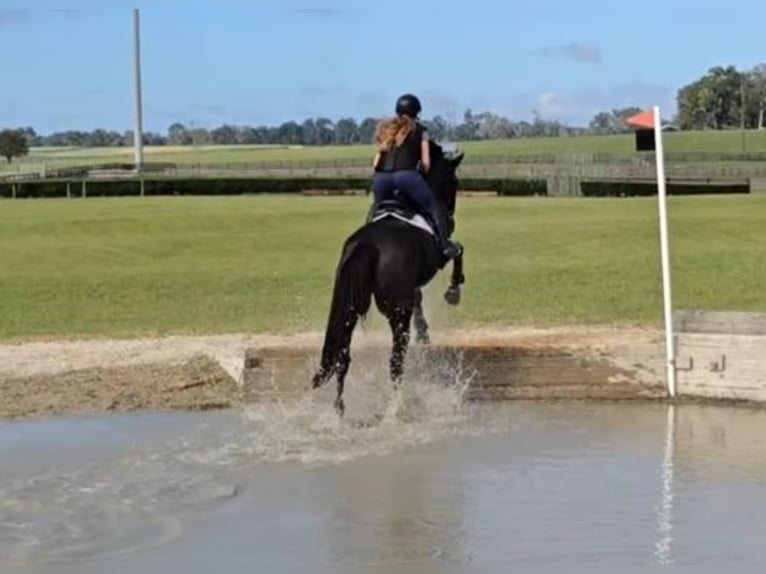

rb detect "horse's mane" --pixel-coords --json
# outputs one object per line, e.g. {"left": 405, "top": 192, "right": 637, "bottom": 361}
{"left": 425, "top": 139, "right": 457, "bottom": 214}
{"left": 428, "top": 139, "right": 447, "bottom": 166}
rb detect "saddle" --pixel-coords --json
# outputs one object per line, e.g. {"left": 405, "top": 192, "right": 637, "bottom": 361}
{"left": 366, "top": 193, "right": 436, "bottom": 237}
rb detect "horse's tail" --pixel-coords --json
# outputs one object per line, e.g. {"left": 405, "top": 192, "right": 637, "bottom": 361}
{"left": 314, "top": 238, "right": 377, "bottom": 384}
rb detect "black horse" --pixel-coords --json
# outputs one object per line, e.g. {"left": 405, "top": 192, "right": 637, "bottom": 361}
{"left": 311, "top": 140, "right": 466, "bottom": 415}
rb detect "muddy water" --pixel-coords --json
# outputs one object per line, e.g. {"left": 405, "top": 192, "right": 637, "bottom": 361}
{"left": 2, "top": 380, "right": 766, "bottom": 572}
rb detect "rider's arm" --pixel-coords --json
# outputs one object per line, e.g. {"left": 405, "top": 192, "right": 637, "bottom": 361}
{"left": 373, "top": 151, "right": 380, "bottom": 169}
{"left": 420, "top": 128, "right": 430, "bottom": 172}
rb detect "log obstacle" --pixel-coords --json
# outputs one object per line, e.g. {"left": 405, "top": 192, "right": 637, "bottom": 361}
{"left": 241, "top": 341, "right": 668, "bottom": 403}
{"left": 240, "top": 312, "right": 766, "bottom": 406}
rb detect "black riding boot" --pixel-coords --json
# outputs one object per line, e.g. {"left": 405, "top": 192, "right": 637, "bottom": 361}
{"left": 432, "top": 206, "right": 462, "bottom": 260}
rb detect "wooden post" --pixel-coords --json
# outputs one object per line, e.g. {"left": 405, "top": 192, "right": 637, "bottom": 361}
{"left": 750, "top": 177, "right": 766, "bottom": 195}
{"left": 674, "top": 310, "right": 766, "bottom": 402}
{"left": 81, "top": 180, "right": 87, "bottom": 198}
{"left": 11, "top": 183, "right": 16, "bottom": 199}
{"left": 140, "top": 178, "right": 145, "bottom": 197}
{"left": 66, "top": 182, "right": 71, "bottom": 198}
{"left": 546, "top": 175, "right": 582, "bottom": 196}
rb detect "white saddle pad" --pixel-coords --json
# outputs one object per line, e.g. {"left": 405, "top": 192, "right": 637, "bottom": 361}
{"left": 371, "top": 211, "right": 435, "bottom": 236}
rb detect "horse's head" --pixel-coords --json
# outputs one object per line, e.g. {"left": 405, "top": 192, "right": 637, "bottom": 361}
{"left": 424, "top": 140, "right": 464, "bottom": 216}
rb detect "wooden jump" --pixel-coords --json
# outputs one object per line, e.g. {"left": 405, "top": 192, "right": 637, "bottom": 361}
{"left": 240, "top": 310, "right": 766, "bottom": 406}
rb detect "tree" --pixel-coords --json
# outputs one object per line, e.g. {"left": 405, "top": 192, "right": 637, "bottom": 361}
{"left": 423, "top": 115, "right": 450, "bottom": 141}
{"left": 745, "top": 63, "right": 766, "bottom": 130}
{"left": 211, "top": 124, "right": 238, "bottom": 144}
{"left": 0, "top": 129, "right": 29, "bottom": 163}
{"left": 18, "top": 127, "right": 39, "bottom": 147}
{"left": 315, "top": 117, "right": 334, "bottom": 145}
{"left": 333, "top": 117, "right": 359, "bottom": 144}
{"left": 676, "top": 65, "right": 745, "bottom": 130}
{"left": 455, "top": 108, "right": 479, "bottom": 140}
{"left": 588, "top": 107, "right": 643, "bottom": 134}
{"left": 301, "top": 119, "right": 319, "bottom": 145}
{"left": 276, "top": 121, "right": 302, "bottom": 145}
{"left": 167, "top": 123, "right": 192, "bottom": 145}
{"left": 358, "top": 117, "right": 378, "bottom": 143}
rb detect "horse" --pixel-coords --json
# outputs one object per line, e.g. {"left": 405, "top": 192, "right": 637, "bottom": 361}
{"left": 310, "top": 140, "right": 466, "bottom": 416}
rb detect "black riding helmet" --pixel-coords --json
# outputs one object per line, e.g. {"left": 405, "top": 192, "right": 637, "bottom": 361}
{"left": 395, "top": 93, "right": 422, "bottom": 118}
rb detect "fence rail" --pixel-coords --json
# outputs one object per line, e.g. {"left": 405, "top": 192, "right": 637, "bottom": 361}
{"left": 2, "top": 149, "right": 766, "bottom": 180}
{"left": 2, "top": 151, "right": 766, "bottom": 186}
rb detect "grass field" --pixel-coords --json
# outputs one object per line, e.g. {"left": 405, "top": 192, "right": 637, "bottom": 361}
{"left": 1, "top": 194, "right": 764, "bottom": 342}
{"left": 7, "top": 129, "right": 766, "bottom": 172}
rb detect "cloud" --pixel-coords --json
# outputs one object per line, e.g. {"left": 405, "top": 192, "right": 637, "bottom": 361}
{"left": 285, "top": 7, "right": 344, "bottom": 18}
{"left": 531, "top": 41, "right": 603, "bottom": 64}
{"left": 188, "top": 103, "right": 229, "bottom": 117}
{"left": 534, "top": 92, "right": 568, "bottom": 117}
{"left": 0, "top": 9, "right": 28, "bottom": 28}
{"left": 410, "top": 83, "right": 674, "bottom": 126}
{"left": 55, "top": 9, "right": 86, "bottom": 19}
{"left": 0, "top": 8, "right": 87, "bottom": 29}
{"left": 300, "top": 84, "right": 345, "bottom": 97}
{"left": 353, "top": 92, "right": 389, "bottom": 116}
{"left": 524, "top": 83, "right": 675, "bottom": 124}
{"left": 420, "top": 90, "right": 462, "bottom": 114}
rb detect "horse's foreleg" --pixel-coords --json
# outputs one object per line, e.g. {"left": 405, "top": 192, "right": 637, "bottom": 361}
{"left": 444, "top": 249, "right": 465, "bottom": 306}
{"left": 388, "top": 306, "right": 413, "bottom": 385}
{"left": 412, "top": 288, "right": 430, "bottom": 345}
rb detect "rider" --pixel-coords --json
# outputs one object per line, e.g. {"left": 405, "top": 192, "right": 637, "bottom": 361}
{"left": 369, "top": 93, "right": 461, "bottom": 259}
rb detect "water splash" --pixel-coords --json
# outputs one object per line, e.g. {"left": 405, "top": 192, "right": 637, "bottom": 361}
{"left": 187, "top": 345, "right": 478, "bottom": 466}
{"left": 0, "top": 349, "right": 479, "bottom": 566}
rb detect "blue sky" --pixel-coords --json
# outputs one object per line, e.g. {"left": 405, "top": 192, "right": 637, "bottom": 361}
{"left": 2, "top": 0, "right": 765, "bottom": 133}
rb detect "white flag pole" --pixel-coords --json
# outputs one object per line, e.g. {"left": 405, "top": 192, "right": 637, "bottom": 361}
{"left": 653, "top": 105, "right": 677, "bottom": 398}
{"left": 133, "top": 9, "right": 144, "bottom": 172}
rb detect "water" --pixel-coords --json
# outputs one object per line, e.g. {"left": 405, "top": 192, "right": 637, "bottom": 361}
{"left": 2, "top": 378, "right": 766, "bottom": 572}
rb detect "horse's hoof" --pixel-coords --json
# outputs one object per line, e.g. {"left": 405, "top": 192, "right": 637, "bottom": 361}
{"left": 334, "top": 398, "right": 345, "bottom": 417}
{"left": 416, "top": 332, "right": 431, "bottom": 345}
{"left": 312, "top": 372, "right": 326, "bottom": 389}
{"left": 444, "top": 286, "right": 461, "bottom": 305}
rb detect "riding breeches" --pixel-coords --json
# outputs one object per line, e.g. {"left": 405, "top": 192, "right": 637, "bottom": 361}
{"left": 371, "top": 169, "right": 449, "bottom": 240}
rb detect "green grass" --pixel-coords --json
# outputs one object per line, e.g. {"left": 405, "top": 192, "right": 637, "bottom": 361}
{"left": 0, "top": 194, "right": 764, "bottom": 341}
{"left": 7, "top": 129, "right": 766, "bottom": 172}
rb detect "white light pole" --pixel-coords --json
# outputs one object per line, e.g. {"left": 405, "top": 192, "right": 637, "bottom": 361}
{"left": 133, "top": 8, "right": 144, "bottom": 171}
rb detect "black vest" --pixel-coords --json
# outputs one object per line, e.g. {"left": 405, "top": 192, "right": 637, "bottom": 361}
{"left": 377, "top": 123, "right": 425, "bottom": 172}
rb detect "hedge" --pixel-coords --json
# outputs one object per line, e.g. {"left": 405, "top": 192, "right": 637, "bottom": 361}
{"left": 0, "top": 176, "right": 547, "bottom": 199}
{"left": 0, "top": 176, "right": 749, "bottom": 199}
{"left": 580, "top": 181, "right": 749, "bottom": 197}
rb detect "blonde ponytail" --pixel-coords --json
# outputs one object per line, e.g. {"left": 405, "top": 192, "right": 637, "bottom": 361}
{"left": 374, "top": 115, "right": 415, "bottom": 151}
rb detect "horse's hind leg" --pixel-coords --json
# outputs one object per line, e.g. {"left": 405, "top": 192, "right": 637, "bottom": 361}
{"left": 412, "top": 288, "right": 430, "bottom": 345}
{"left": 332, "top": 311, "right": 361, "bottom": 417}
{"left": 334, "top": 348, "right": 351, "bottom": 416}
{"left": 388, "top": 305, "right": 414, "bottom": 385}
{"left": 313, "top": 309, "right": 359, "bottom": 416}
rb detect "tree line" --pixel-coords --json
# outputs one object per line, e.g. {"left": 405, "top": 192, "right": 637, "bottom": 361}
{"left": 1, "top": 62, "right": 765, "bottom": 161}
{"left": 7, "top": 110, "right": 587, "bottom": 152}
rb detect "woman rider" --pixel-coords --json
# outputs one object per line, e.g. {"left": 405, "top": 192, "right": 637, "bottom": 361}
{"left": 370, "top": 93, "right": 461, "bottom": 259}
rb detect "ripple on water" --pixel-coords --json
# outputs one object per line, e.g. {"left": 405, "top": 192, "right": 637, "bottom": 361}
{"left": 0, "top": 363, "right": 478, "bottom": 567}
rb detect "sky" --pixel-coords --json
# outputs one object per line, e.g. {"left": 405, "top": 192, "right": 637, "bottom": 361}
{"left": 1, "top": 0, "right": 765, "bottom": 133}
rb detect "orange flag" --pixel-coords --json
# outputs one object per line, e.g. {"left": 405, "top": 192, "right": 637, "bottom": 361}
{"left": 625, "top": 109, "right": 655, "bottom": 129}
